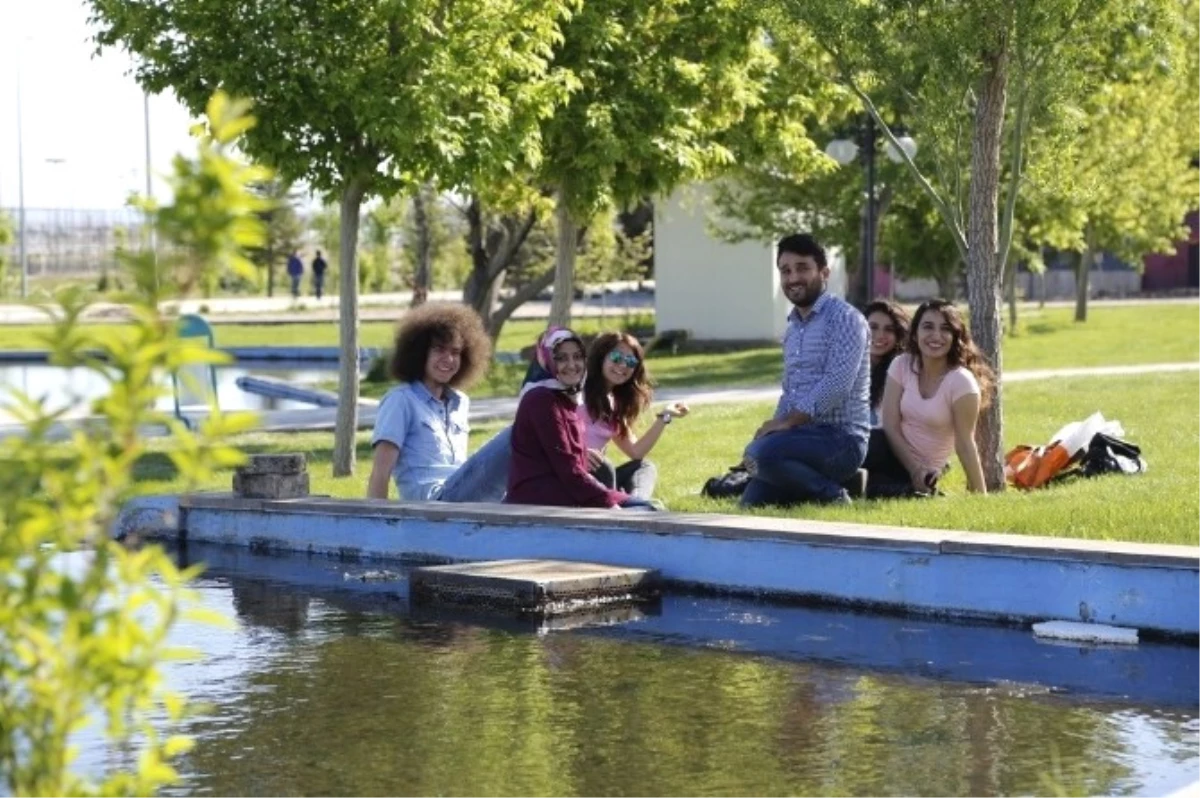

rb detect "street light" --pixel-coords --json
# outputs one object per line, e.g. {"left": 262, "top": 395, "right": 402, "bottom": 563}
{"left": 16, "top": 50, "right": 27, "bottom": 299}
{"left": 825, "top": 116, "right": 917, "bottom": 307}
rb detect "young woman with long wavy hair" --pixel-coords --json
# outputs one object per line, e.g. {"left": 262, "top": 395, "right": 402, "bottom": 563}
{"left": 580, "top": 332, "right": 688, "bottom": 500}
{"left": 872, "top": 299, "right": 995, "bottom": 495}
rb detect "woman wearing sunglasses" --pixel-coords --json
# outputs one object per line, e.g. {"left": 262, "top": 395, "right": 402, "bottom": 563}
{"left": 581, "top": 332, "right": 689, "bottom": 500}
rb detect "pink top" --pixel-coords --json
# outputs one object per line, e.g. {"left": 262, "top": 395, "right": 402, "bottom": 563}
{"left": 580, "top": 404, "right": 617, "bottom": 451}
{"left": 886, "top": 353, "right": 980, "bottom": 474}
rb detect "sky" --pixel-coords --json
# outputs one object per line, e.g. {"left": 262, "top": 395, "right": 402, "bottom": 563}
{"left": 0, "top": 0, "right": 205, "bottom": 212}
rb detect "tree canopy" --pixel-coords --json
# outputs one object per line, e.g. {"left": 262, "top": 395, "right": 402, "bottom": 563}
{"left": 775, "top": 0, "right": 1192, "bottom": 489}
{"left": 88, "top": 0, "right": 577, "bottom": 475}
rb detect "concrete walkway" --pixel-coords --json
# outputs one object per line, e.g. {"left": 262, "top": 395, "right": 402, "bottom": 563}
{"left": 0, "top": 290, "right": 1190, "bottom": 326}
{"left": 255, "top": 360, "right": 1198, "bottom": 433}
{"left": 4, "top": 360, "right": 1191, "bottom": 441}
{"left": 0, "top": 284, "right": 655, "bottom": 325}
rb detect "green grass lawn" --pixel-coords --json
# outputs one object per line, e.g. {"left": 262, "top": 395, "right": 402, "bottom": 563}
{"left": 0, "top": 314, "right": 650, "bottom": 357}
{"left": 131, "top": 371, "right": 1199, "bottom": 546}
{"left": 1, "top": 304, "right": 1193, "bottom": 369}
{"left": 349, "top": 303, "right": 1200, "bottom": 399}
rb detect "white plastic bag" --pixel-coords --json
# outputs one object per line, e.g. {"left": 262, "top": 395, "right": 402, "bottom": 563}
{"left": 1049, "top": 412, "right": 1126, "bottom": 456}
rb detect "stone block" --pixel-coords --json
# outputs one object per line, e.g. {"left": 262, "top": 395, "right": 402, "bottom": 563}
{"left": 238, "top": 453, "right": 308, "bottom": 476}
{"left": 410, "top": 559, "right": 660, "bottom": 615}
{"left": 233, "top": 471, "right": 310, "bottom": 499}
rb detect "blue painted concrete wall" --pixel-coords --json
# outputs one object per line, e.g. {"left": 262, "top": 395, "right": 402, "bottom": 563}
{"left": 136, "top": 494, "right": 1200, "bottom": 637}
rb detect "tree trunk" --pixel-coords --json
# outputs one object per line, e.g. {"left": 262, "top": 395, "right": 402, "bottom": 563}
{"left": 966, "top": 48, "right": 1009, "bottom": 492}
{"left": 1004, "top": 256, "right": 1018, "bottom": 331}
{"left": 935, "top": 269, "right": 957, "bottom": 301}
{"left": 411, "top": 183, "right": 433, "bottom": 308}
{"left": 266, "top": 239, "right": 274, "bottom": 298}
{"left": 489, "top": 269, "right": 556, "bottom": 340}
{"left": 1075, "top": 231, "right": 1092, "bottom": 322}
{"left": 549, "top": 189, "right": 577, "bottom": 328}
{"left": 462, "top": 198, "right": 538, "bottom": 336}
{"left": 332, "top": 177, "right": 369, "bottom": 478}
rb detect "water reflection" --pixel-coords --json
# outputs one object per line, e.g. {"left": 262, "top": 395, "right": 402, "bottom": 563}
{"left": 129, "top": 546, "right": 1200, "bottom": 797}
{"left": 0, "top": 362, "right": 342, "bottom": 420}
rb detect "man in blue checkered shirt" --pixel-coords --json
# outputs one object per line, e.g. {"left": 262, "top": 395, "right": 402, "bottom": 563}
{"left": 741, "top": 234, "right": 871, "bottom": 506}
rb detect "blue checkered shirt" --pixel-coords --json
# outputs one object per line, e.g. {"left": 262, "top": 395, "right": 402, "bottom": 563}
{"left": 775, "top": 291, "right": 871, "bottom": 438}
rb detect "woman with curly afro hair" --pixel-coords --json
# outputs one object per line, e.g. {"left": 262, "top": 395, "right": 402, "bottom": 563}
{"left": 366, "top": 302, "right": 512, "bottom": 502}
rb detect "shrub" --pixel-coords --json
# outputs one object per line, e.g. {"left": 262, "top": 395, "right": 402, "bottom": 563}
{"left": 0, "top": 91, "right": 262, "bottom": 796}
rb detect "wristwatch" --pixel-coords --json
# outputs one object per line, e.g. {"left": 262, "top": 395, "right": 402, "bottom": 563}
{"left": 659, "top": 410, "right": 673, "bottom": 425}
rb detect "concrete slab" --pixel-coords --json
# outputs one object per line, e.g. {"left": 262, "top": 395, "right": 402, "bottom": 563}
{"left": 410, "top": 559, "right": 660, "bottom": 615}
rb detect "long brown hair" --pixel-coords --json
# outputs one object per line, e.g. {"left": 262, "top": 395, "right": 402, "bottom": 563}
{"left": 864, "top": 300, "right": 911, "bottom": 409}
{"left": 907, "top": 299, "right": 995, "bottom": 407}
{"left": 583, "top": 332, "right": 652, "bottom": 438}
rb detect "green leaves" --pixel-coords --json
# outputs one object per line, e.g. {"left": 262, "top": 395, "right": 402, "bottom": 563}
{"left": 0, "top": 92, "right": 265, "bottom": 796}
{"left": 89, "top": 0, "right": 576, "bottom": 204}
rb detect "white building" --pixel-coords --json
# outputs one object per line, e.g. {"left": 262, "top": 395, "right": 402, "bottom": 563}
{"left": 653, "top": 184, "right": 847, "bottom": 342}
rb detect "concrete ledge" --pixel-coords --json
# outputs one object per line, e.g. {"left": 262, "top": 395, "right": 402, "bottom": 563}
{"left": 177, "top": 493, "right": 1197, "bottom": 568}
{"left": 138, "top": 492, "right": 1200, "bottom": 637}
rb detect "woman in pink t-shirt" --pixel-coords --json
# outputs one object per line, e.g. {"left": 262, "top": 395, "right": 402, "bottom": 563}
{"left": 874, "top": 300, "right": 995, "bottom": 495}
{"left": 580, "top": 332, "right": 689, "bottom": 500}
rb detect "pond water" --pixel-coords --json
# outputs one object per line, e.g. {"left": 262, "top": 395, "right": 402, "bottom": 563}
{"left": 70, "top": 544, "right": 1199, "bottom": 796}
{"left": 0, "top": 362, "right": 343, "bottom": 421}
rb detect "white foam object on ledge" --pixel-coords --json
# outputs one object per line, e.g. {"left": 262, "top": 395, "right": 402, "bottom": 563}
{"left": 1032, "top": 620, "right": 1139, "bottom": 645}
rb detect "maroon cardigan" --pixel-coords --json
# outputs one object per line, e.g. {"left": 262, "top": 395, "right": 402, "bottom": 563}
{"left": 505, "top": 387, "right": 627, "bottom": 507}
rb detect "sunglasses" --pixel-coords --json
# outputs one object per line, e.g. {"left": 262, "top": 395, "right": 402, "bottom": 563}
{"left": 606, "top": 350, "right": 640, "bottom": 369}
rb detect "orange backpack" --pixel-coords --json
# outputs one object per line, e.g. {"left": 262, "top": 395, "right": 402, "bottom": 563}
{"left": 1004, "top": 442, "right": 1074, "bottom": 490}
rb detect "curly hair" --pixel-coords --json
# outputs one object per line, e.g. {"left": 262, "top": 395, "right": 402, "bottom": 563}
{"left": 583, "top": 331, "right": 653, "bottom": 439}
{"left": 388, "top": 303, "right": 492, "bottom": 390}
{"left": 907, "top": 299, "right": 995, "bottom": 408}
{"left": 864, "top": 300, "right": 912, "bottom": 409}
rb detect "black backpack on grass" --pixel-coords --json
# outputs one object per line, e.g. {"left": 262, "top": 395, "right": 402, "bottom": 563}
{"left": 701, "top": 464, "right": 752, "bottom": 499}
{"left": 1079, "top": 432, "right": 1146, "bottom": 477}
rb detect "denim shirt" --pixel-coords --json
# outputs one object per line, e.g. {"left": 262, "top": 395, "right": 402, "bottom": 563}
{"left": 775, "top": 291, "right": 871, "bottom": 438}
{"left": 371, "top": 381, "right": 470, "bottom": 500}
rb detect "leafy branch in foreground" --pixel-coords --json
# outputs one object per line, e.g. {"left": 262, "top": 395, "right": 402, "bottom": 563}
{"left": 0, "top": 90, "right": 263, "bottom": 797}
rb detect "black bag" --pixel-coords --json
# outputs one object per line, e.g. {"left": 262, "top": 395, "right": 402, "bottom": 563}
{"left": 1079, "top": 432, "right": 1146, "bottom": 478}
{"left": 701, "top": 464, "right": 752, "bottom": 499}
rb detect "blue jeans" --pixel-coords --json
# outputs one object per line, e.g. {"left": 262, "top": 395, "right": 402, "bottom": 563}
{"left": 740, "top": 424, "right": 866, "bottom": 507}
{"left": 435, "top": 426, "right": 512, "bottom": 503}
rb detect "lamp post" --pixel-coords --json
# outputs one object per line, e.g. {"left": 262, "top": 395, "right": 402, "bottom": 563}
{"left": 825, "top": 116, "right": 917, "bottom": 307}
{"left": 16, "top": 53, "right": 27, "bottom": 299}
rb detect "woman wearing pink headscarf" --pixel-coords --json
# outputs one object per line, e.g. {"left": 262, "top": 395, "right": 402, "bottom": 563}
{"left": 505, "top": 327, "right": 656, "bottom": 509}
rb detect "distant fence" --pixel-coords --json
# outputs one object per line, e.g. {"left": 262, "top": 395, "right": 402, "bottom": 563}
{"left": 885, "top": 267, "right": 1142, "bottom": 302}
{"left": 0, "top": 207, "right": 151, "bottom": 281}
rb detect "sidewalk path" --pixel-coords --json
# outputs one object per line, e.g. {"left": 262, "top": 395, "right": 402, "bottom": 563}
{"left": 1, "top": 361, "right": 1194, "bottom": 441}
{"left": 192, "top": 360, "right": 1200, "bottom": 434}
{"left": 0, "top": 284, "right": 655, "bottom": 325}
{"left": 0, "top": 291, "right": 1190, "bottom": 326}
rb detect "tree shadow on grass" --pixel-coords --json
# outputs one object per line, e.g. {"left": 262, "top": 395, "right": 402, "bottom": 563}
{"left": 650, "top": 349, "right": 781, "bottom": 389}
{"left": 1024, "top": 321, "right": 1066, "bottom": 336}
{"left": 132, "top": 451, "right": 180, "bottom": 482}
{"left": 132, "top": 438, "right": 378, "bottom": 485}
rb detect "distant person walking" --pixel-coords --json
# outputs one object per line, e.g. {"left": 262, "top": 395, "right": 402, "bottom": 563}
{"left": 311, "top": 250, "right": 328, "bottom": 299}
{"left": 286, "top": 252, "right": 304, "bottom": 299}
